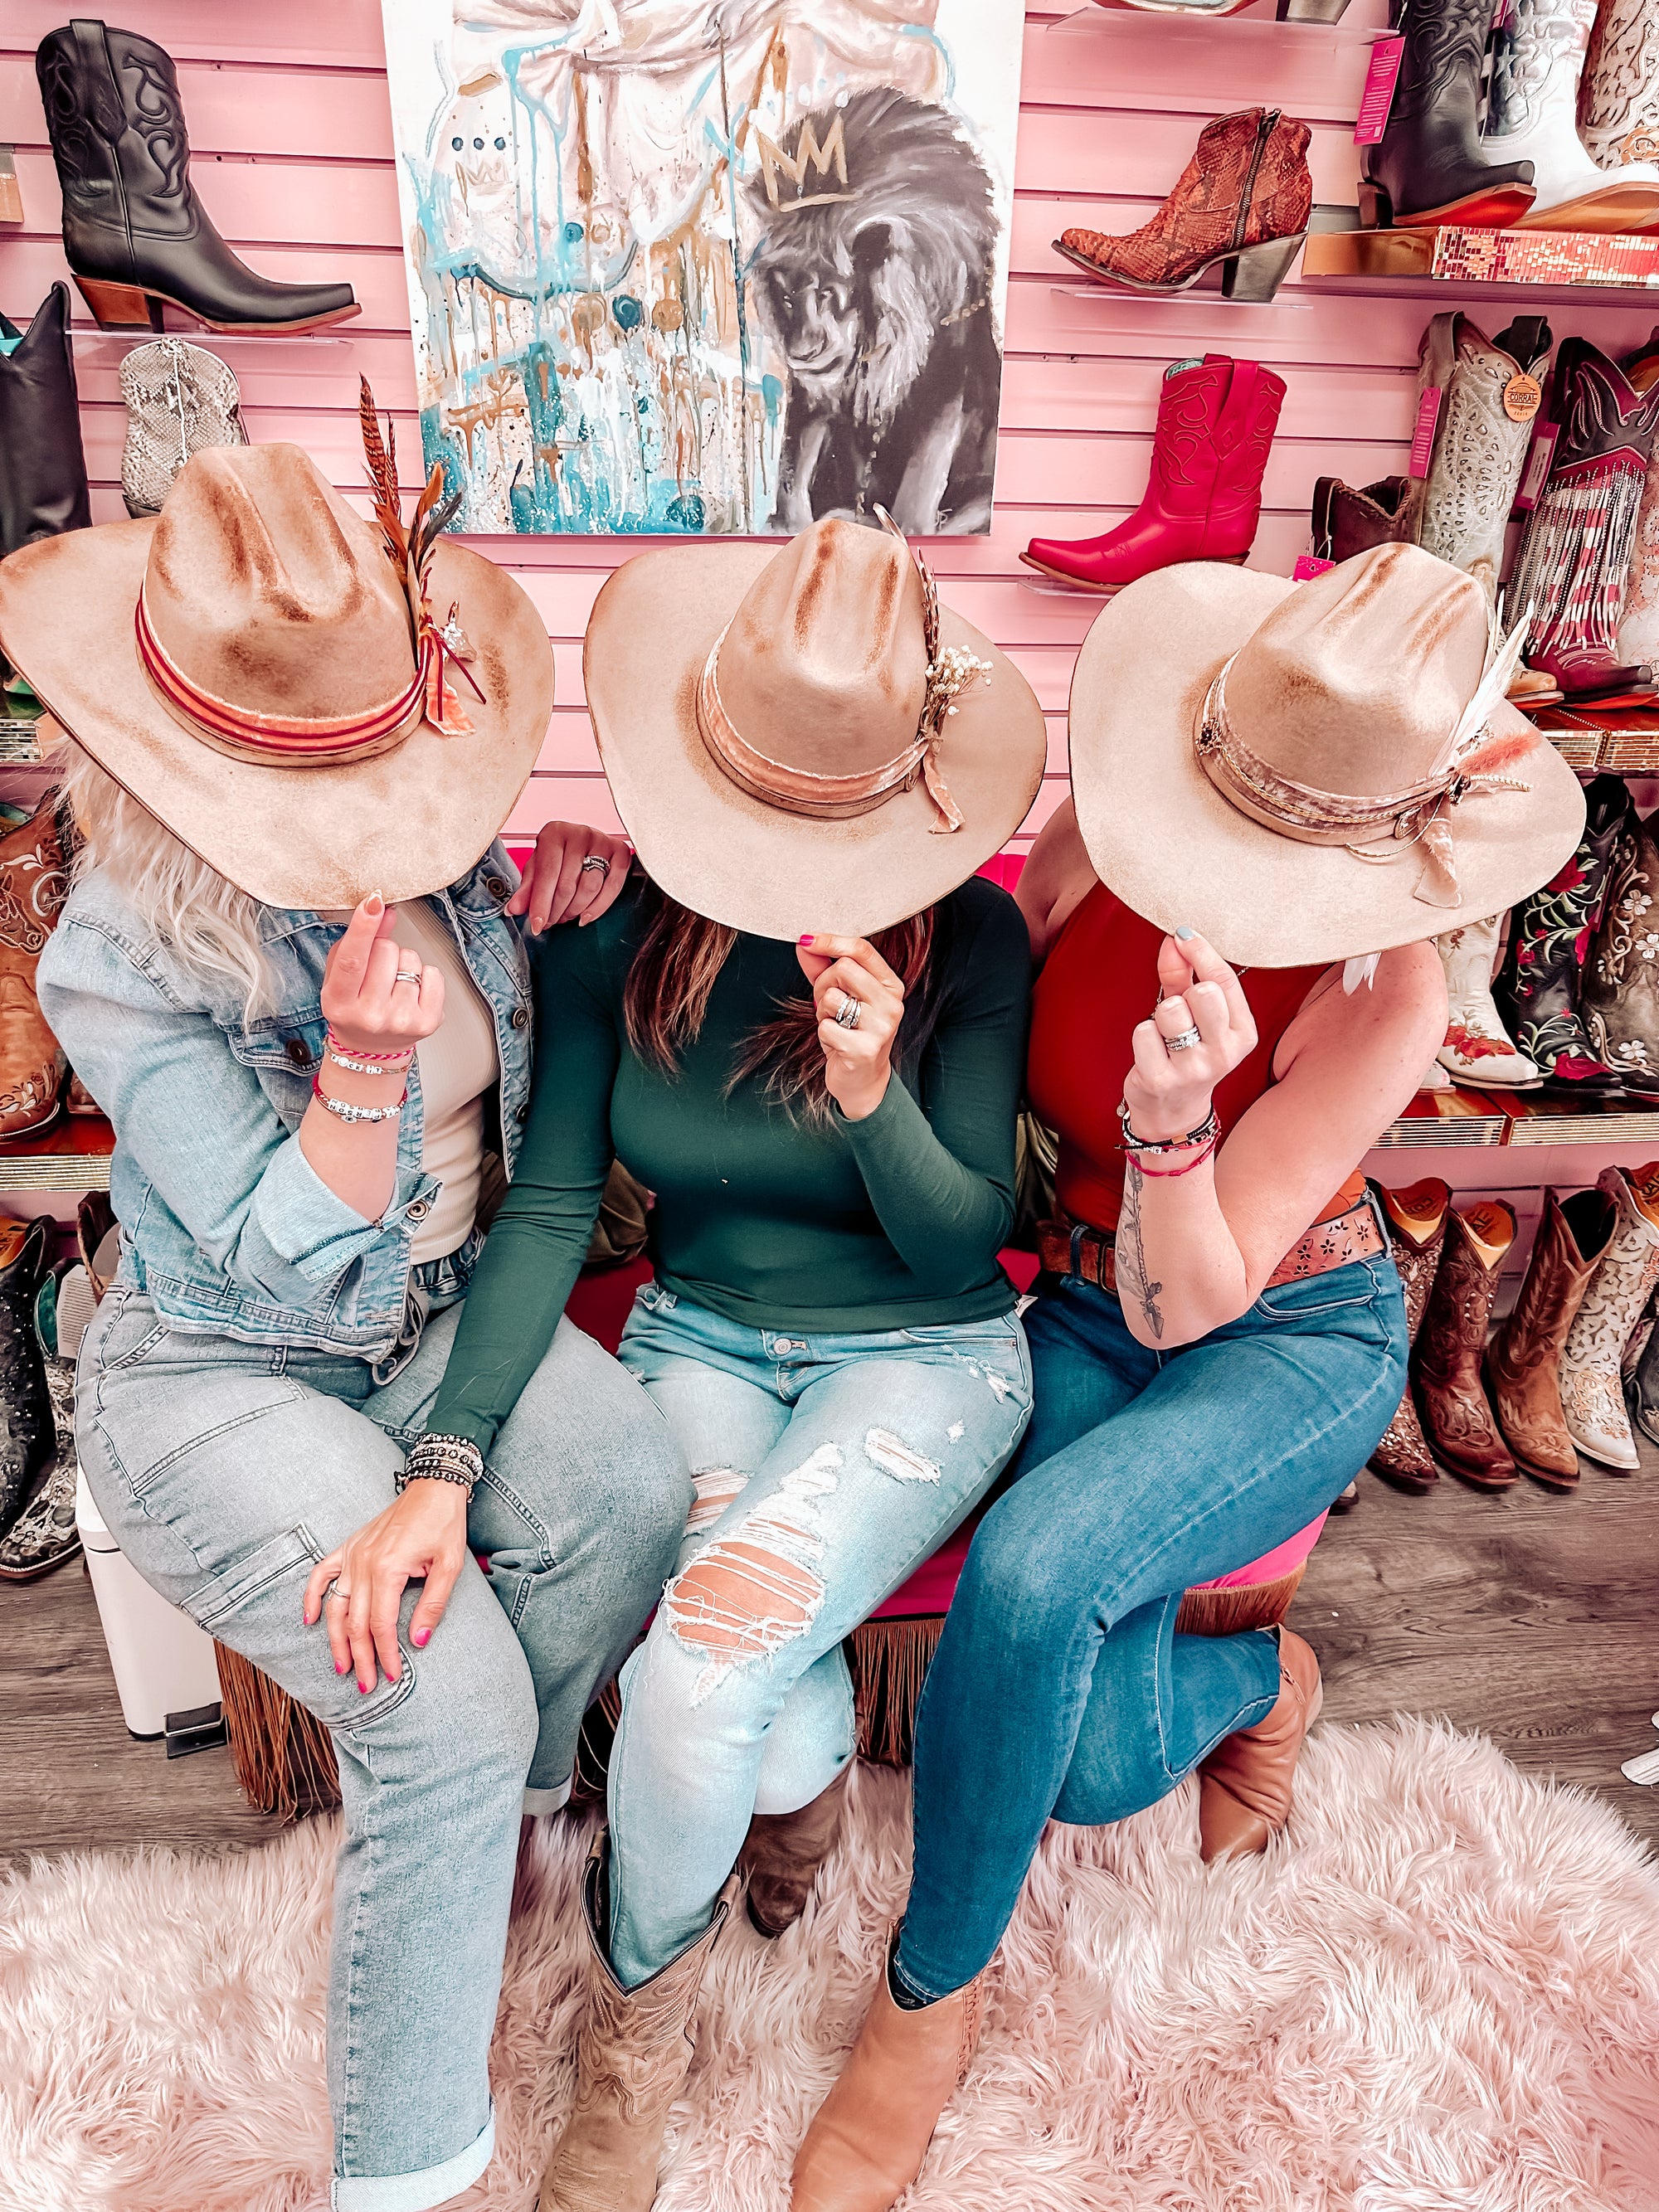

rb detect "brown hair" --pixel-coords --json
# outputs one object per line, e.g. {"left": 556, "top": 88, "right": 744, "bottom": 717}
{"left": 623, "top": 879, "right": 942, "bottom": 1122}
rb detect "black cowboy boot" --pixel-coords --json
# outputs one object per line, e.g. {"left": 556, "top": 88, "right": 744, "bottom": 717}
{"left": 1359, "top": 0, "right": 1537, "bottom": 230}
{"left": 0, "top": 1213, "right": 56, "bottom": 1544}
{"left": 1509, "top": 339, "right": 1659, "bottom": 703}
{"left": 0, "top": 285, "right": 91, "bottom": 558}
{"left": 1493, "top": 774, "right": 1632, "bottom": 1099}
{"left": 0, "top": 1260, "right": 84, "bottom": 1581}
{"left": 34, "top": 22, "right": 358, "bottom": 334}
{"left": 1583, "top": 805, "right": 1659, "bottom": 1098}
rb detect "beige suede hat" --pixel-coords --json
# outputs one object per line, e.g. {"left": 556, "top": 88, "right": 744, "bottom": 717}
{"left": 585, "top": 513, "right": 1047, "bottom": 940}
{"left": 1068, "top": 543, "right": 1587, "bottom": 969}
{"left": 0, "top": 430, "right": 552, "bottom": 911}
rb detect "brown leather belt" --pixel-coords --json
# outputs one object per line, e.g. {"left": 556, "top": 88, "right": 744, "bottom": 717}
{"left": 1036, "top": 1195, "right": 1386, "bottom": 1296}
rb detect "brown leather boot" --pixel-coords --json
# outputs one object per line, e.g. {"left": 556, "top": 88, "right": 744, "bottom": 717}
{"left": 790, "top": 1940, "right": 984, "bottom": 2212}
{"left": 1411, "top": 1199, "right": 1519, "bottom": 1490}
{"left": 741, "top": 1760, "right": 853, "bottom": 1938}
{"left": 1486, "top": 1186, "right": 1618, "bottom": 1491}
{"left": 0, "top": 795, "right": 68, "bottom": 1141}
{"left": 538, "top": 1835, "right": 738, "bottom": 2212}
{"left": 1368, "top": 1177, "right": 1451, "bottom": 1495}
{"left": 1196, "top": 1629, "right": 1322, "bottom": 1864}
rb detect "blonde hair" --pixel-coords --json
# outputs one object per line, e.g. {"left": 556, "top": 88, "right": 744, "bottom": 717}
{"left": 50, "top": 732, "right": 277, "bottom": 1018}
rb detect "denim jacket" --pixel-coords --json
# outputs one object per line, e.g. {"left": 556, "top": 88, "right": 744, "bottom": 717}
{"left": 36, "top": 843, "right": 533, "bottom": 1356}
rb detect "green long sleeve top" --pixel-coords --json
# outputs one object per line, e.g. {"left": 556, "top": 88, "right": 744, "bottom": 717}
{"left": 428, "top": 873, "right": 1031, "bottom": 1456}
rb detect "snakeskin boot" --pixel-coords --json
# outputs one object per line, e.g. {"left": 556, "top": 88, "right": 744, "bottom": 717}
{"left": 1411, "top": 1199, "right": 1519, "bottom": 1490}
{"left": 1416, "top": 313, "right": 1553, "bottom": 605}
{"left": 0, "top": 1257, "right": 81, "bottom": 1580}
{"left": 1583, "top": 800, "right": 1659, "bottom": 1095}
{"left": 1486, "top": 0, "right": 1659, "bottom": 231}
{"left": 1359, "top": 0, "right": 1537, "bottom": 229}
{"left": 1558, "top": 1164, "right": 1659, "bottom": 1472}
{"left": 0, "top": 1212, "right": 56, "bottom": 1544}
{"left": 1435, "top": 915, "right": 1542, "bottom": 1089}
{"left": 1487, "top": 1186, "right": 1618, "bottom": 1490}
{"left": 0, "top": 794, "right": 69, "bottom": 1140}
{"left": 1492, "top": 773, "right": 1632, "bottom": 1097}
{"left": 1055, "top": 109, "right": 1312, "bottom": 302}
{"left": 1368, "top": 1177, "right": 1451, "bottom": 1495}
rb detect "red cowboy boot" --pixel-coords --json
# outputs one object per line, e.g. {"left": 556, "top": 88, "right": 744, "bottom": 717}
{"left": 1022, "top": 356, "right": 1286, "bottom": 593}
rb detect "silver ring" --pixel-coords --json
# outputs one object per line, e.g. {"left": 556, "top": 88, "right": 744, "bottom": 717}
{"left": 394, "top": 970, "right": 421, "bottom": 986}
{"left": 326, "top": 1578, "right": 346, "bottom": 1602}
{"left": 1164, "top": 1026, "right": 1203, "bottom": 1054}
{"left": 580, "top": 854, "right": 611, "bottom": 875}
{"left": 834, "top": 994, "right": 861, "bottom": 1030}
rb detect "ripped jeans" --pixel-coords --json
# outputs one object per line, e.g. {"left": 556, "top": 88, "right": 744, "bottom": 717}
{"left": 77, "top": 1282, "right": 690, "bottom": 2212}
{"left": 607, "top": 1282, "right": 1033, "bottom": 1988}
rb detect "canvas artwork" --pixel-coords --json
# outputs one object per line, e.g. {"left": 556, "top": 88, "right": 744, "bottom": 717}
{"left": 379, "top": 0, "right": 1025, "bottom": 536}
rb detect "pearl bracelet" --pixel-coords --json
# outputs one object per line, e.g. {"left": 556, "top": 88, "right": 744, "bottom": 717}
{"left": 311, "top": 1077, "right": 406, "bottom": 1125}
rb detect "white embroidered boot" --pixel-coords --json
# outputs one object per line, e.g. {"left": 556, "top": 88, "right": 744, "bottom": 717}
{"left": 1580, "top": 0, "right": 1659, "bottom": 177}
{"left": 1559, "top": 1162, "right": 1659, "bottom": 1471}
{"left": 1435, "top": 916, "right": 1543, "bottom": 1089}
{"left": 1417, "top": 312, "right": 1552, "bottom": 608}
{"left": 1486, "top": 0, "right": 1659, "bottom": 233}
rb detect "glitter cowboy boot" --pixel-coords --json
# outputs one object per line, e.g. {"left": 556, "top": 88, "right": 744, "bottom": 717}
{"left": 1487, "top": 1184, "right": 1618, "bottom": 1490}
{"left": 1486, "top": 0, "right": 1659, "bottom": 231}
{"left": 1492, "top": 773, "right": 1632, "bottom": 1097}
{"left": 1022, "top": 355, "right": 1287, "bottom": 591}
{"left": 1583, "top": 799, "right": 1659, "bottom": 1096}
{"left": 1054, "top": 109, "right": 1312, "bottom": 303}
{"left": 0, "top": 1212, "right": 56, "bottom": 1545}
{"left": 1557, "top": 1163, "right": 1659, "bottom": 1472}
{"left": 1368, "top": 1177, "right": 1451, "bottom": 1495}
{"left": 1435, "top": 914, "right": 1542, "bottom": 1088}
{"left": 1358, "top": 0, "right": 1537, "bottom": 230}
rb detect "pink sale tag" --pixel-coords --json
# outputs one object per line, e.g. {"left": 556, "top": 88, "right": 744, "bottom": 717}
{"left": 1355, "top": 36, "right": 1405, "bottom": 146}
{"left": 1408, "top": 386, "right": 1442, "bottom": 478}
{"left": 1293, "top": 555, "right": 1336, "bottom": 582}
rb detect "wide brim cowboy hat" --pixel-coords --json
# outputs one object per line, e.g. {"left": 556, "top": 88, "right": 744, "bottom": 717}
{"left": 1068, "top": 549, "right": 1587, "bottom": 970}
{"left": 0, "top": 439, "right": 551, "bottom": 911}
{"left": 585, "top": 521, "right": 1048, "bottom": 941}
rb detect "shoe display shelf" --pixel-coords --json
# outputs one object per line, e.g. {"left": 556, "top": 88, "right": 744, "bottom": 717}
{"left": 0, "top": 714, "right": 44, "bottom": 766}
{"left": 0, "top": 1116, "right": 114, "bottom": 1192}
{"left": 1379, "top": 1090, "right": 1659, "bottom": 1150}
{"left": 1532, "top": 707, "right": 1659, "bottom": 779}
{"left": 1301, "top": 225, "right": 1659, "bottom": 310}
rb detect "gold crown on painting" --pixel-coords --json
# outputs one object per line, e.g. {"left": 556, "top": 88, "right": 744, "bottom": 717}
{"left": 752, "top": 113, "right": 854, "bottom": 211}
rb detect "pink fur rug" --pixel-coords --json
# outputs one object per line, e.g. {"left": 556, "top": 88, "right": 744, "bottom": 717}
{"left": 4, "top": 1719, "right": 1659, "bottom": 2212}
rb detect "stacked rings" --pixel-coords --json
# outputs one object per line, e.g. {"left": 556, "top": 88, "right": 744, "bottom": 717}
{"left": 834, "top": 994, "right": 861, "bottom": 1030}
{"left": 1163, "top": 1026, "right": 1202, "bottom": 1053}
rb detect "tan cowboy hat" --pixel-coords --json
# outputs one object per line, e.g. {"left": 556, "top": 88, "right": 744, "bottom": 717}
{"left": 0, "top": 438, "right": 552, "bottom": 910}
{"left": 585, "top": 514, "right": 1047, "bottom": 940}
{"left": 1068, "top": 543, "right": 1586, "bottom": 969}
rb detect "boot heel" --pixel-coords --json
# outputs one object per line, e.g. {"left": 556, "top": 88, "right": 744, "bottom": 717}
{"left": 1219, "top": 235, "right": 1304, "bottom": 303}
{"left": 74, "top": 278, "right": 164, "bottom": 332}
{"left": 1356, "top": 180, "right": 1391, "bottom": 231}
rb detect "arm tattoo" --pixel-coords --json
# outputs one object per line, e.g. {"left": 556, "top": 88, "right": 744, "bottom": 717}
{"left": 1117, "top": 1158, "right": 1165, "bottom": 1342}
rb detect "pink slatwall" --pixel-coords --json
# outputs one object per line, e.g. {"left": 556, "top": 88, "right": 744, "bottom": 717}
{"left": 7, "top": 0, "right": 1659, "bottom": 852}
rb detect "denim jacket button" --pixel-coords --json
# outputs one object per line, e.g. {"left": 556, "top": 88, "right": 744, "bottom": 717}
{"left": 511, "top": 1006, "right": 530, "bottom": 1031}
{"left": 406, "top": 1198, "right": 431, "bottom": 1222}
{"left": 284, "top": 1037, "right": 310, "bottom": 1067}
{"left": 485, "top": 875, "right": 510, "bottom": 899}
{"left": 514, "top": 1104, "right": 530, "bottom": 1124}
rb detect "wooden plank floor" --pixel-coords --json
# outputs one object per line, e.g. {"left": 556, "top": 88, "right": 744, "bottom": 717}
{"left": 3, "top": 1447, "right": 1657, "bottom": 1866}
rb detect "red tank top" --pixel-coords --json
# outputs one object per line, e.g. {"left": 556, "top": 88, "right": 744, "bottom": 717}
{"left": 1026, "top": 885, "right": 1366, "bottom": 1234}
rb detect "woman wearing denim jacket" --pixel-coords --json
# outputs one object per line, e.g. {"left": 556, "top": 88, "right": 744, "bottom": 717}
{"left": 420, "top": 515, "right": 1049, "bottom": 2211}
{"left": 789, "top": 549, "right": 1592, "bottom": 2212}
{"left": 0, "top": 440, "right": 692, "bottom": 2212}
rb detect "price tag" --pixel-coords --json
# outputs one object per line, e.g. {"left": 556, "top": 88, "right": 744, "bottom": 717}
{"left": 1355, "top": 36, "right": 1405, "bottom": 147}
{"left": 1293, "top": 554, "right": 1336, "bottom": 582}
{"left": 1503, "top": 371, "right": 1542, "bottom": 422}
{"left": 1513, "top": 422, "right": 1559, "bottom": 512}
{"left": 1408, "top": 386, "right": 1443, "bottom": 479}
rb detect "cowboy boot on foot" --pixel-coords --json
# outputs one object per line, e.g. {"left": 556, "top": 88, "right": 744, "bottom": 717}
{"left": 1197, "top": 1628, "right": 1322, "bottom": 1863}
{"left": 741, "top": 1761, "right": 854, "bottom": 1938}
{"left": 538, "top": 1835, "right": 738, "bottom": 2212}
{"left": 790, "top": 1937, "right": 985, "bottom": 2212}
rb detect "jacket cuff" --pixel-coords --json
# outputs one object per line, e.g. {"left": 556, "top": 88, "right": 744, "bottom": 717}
{"left": 252, "top": 1135, "right": 435, "bottom": 1282}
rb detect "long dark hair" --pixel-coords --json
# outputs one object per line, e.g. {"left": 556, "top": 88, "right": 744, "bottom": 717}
{"left": 622, "top": 879, "right": 951, "bottom": 1123}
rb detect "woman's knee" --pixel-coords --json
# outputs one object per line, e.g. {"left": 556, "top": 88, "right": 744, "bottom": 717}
{"left": 382, "top": 1580, "right": 539, "bottom": 1796}
{"left": 954, "top": 1487, "right": 1092, "bottom": 1651}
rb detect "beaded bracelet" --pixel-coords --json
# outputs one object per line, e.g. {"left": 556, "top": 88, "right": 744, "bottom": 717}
{"left": 397, "top": 1432, "right": 484, "bottom": 1498}
{"left": 312, "top": 1076, "right": 406, "bottom": 1125}
{"left": 327, "top": 1044, "right": 415, "bottom": 1077}
{"left": 1117, "top": 1100, "right": 1220, "bottom": 1156}
{"left": 1134, "top": 1138, "right": 1218, "bottom": 1179}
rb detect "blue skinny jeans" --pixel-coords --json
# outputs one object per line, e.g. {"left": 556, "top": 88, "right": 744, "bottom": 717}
{"left": 894, "top": 1248, "right": 1407, "bottom": 2004}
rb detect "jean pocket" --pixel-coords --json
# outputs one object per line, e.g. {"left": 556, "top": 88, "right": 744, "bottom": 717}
{"left": 192, "top": 1522, "right": 323, "bottom": 1632}
{"left": 1251, "top": 1257, "right": 1384, "bottom": 1322}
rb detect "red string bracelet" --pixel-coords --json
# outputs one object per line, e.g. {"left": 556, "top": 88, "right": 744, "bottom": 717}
{"left": 325, "top": 1029, "right": 414, "bottom": 1063}
{"left": 1134, "top": 1138, "right": 1217, "bottom": 1179}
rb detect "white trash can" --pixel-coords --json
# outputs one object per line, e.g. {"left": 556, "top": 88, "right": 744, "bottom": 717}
{"left": 75, "top": 1470, "right": 221, "bottom": 1740}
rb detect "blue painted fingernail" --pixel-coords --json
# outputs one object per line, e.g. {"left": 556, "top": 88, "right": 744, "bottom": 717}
{"left": 1175, "top": 926, "right": 1196, "bottom": 941}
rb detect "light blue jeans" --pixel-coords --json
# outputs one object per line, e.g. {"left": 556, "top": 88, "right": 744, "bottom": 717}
{"left": 606, "top": 1283, "right": 1033, "bottom": 1988}
{"left": 77, "top": 1276, "right": 691, "bottom": 2212}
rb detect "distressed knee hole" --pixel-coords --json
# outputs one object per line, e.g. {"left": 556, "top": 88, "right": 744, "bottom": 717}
{"left": 864, "top": 1427, "right": 941, "bottom": 1484}
{"left": 686, "top": 1466, "right": 747, "bottom": 1534}
{"left": 662, "top": 1442, "right": 839, "bottom": 1702}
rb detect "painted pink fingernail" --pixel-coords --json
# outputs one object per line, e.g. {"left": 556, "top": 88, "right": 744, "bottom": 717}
{"left": 799, "top": 934, "right": 815, "bottom": 946}
{"left": 358, "top": 1680, "right": 371, "bottom": 1694}
{"left": 413, "top": 1627, "right": 431, "bottom": 1647}
{"left": 335, "top": 1659, "right": 347, "bottom": 1675}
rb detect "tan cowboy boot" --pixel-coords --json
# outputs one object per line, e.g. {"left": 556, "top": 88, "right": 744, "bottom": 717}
{"left": 790, "top": 1939, "right": 984, "bottom": 2212}
{"left": 538, "top": 1835, "right": 739, "bottom": 2212}
{"left": 0, "top": 796, "right": 68, "bottom": 1140}
{"left": 740, "top": 1761, "right": 854, "bottom": 1937}
{"left": 1196, "top": 1629, "right": 1322, "bottom": 1864}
